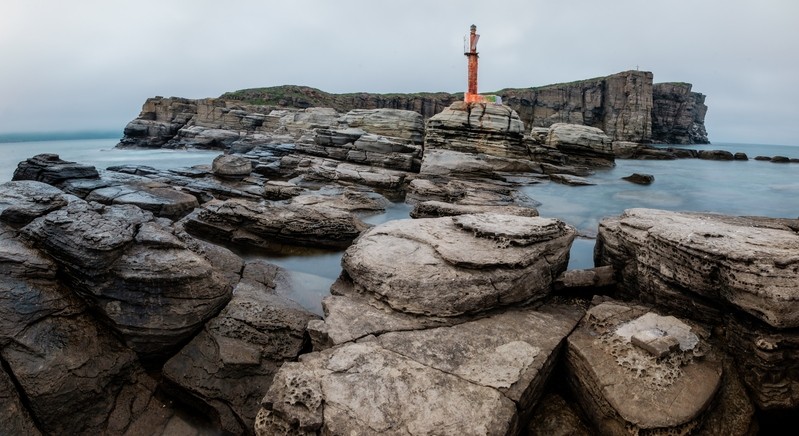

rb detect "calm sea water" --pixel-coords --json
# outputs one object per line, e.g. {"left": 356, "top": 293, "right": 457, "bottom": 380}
{"left": 2, "top": 137, "right": 797, "bottom": 312}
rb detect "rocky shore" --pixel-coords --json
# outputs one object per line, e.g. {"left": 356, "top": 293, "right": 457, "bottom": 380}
{"left": 1, "top": 101, "right": 796, "bottom": 435}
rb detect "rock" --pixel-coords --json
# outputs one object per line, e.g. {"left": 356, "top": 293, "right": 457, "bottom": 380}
{"left": 527, "top": 392, "right": 592, "bottom": 436}
{"left": 566, "top": 301, "right": 722, "bottom": 435}
{"left": 553, "top": 265, "right": 616, "bottom": 292}
{"left": 734, "top": 152, "right": 749, "bottom": 160}
{"left": 282, "top": 156, "right": 408, "bottom": 190}
{"left": 0, "top": 180, "right": 68, "bottom": 227}
{"left": 754, "top": 155, "right": 771, "bottom": 161}
{"left": 12, "top": 153, "right": 99, "bottom": 185}
{"left": 549, "top": 173, "right": 596, "bottom": 186}
{"left": 545, "top": 123, "right": 615, "bottom": 167}
{"left": 340, "top": 214, "right": 575, "bottom": 317}
{"left": 595, "top": 208, "right": 799, "bottom": 329}
{"left": 622, "top": 173, "right": 655, "bottom": 185}
{"left": 610, "top": 141, "right": 644, "bottom": 158}
{"left": 651, "top": 82, "right": 710, "bottom": 144}
{"left": 664, "top": 147, "right": 696, "bottom": 158}
{"left": 771, "top": 155, "right": 790, "bottom": 163}
{"left": 85, "top": 182, "right": 199, "bottom": 219}
{"left": 410, "top": 200, "right": 538, "bottom": 218}
{"left": 258, "top": 305, "right": 583, "bottom": 435}
{"left": 288, "top": 187, "right": 389, "bottom": 213}
{"left": 502, "top": 71, "right": 656, "bottom": 142}
{"left": 163, "top": 278, "right": 319, "bottom": 434}
{"left": 424, "top": 101, "right": 529, "bottom": 160}
{"left": 419, "top": 148, "right": 541, "bottom": 179}
{"left": 0, "top": 366, "right": 42, "bottom": 435}
{"left": 184, "top": 198, "right": 369, "bottom": 250}
{"left": 698, "top": 149, "right": 734, "bottom": 160}
{"left": 262, "top": 180, "right": 304, "bottom": 200}
{"left": 20, "top": 200, "right": 233, "bottom": 356}
{"left": 212, "top": 154, "right": 253, "bottom": 179}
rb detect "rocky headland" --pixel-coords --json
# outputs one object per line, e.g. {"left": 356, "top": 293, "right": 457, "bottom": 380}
{"left": 1, "top": 95, "right": 795, "bottom": 435}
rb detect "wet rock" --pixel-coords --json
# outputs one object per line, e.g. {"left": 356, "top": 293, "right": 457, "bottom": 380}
{"left": 550, "top": 173, "right": 596, "bottom": 186}
{"left": 698, "top": 149, "right": 734, "bottom": 160}
{"left": 527, "top": 392, "right": 592, "bottom": 436}
{"left": 341, "top": 214, "right": 575, "bottom": 317}
{"left": 0, "top": 366, "right": 42, "bottom": 435}
{"left": 595, "top": 208, "right": 799, "bottom": 329}
{"left": 184, "top": 198, "right": 369, "bottom": 250}
{"left": 410, "top": 200, "right": 538, "bottom": 218}
{"left": 212, "top": 154, "right": 253, "bottom": 179}
{"left": 553, "top": 265, "right": 615, "bottom": 292}
{"left": 0, "top": 180, "right": 68, "bottom": 227}
{"left": 622, "top": 173, "right": 655, "bottom": 185}
{"left": 85, "top": 182, "right": 199, "bottom": 219}
{"left": 20, "top": 200, "right": 233, "bottom": 356}
{"left": 771, "top": 155, "right": 790, "bottom": 163}
{"left": 566, "top": 301, "right": 722, "bottom": 435}
{"left": 163, "top": 278, "right": 319, "bottom": 434}
{"left": 545, "top": 123, "right": 615, "bottom": 167}
{"left": 259, "top": 305, "right": 583, "bottom": 435}
{"left": 754, "top": 155, "right": 771, "bottom": 161}
{"left": 425, "top": 101, "right": 528, "bottom": 159}
{"left": 12, "top": 153, "right": 99, "bottom": 185}
{"left": 734, "top": 152, "right": 749, "bottom": 160}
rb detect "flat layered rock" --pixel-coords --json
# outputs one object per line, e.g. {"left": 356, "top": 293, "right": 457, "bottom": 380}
{"left": 567, "top": 301, "right": 723, "bottom": 435}
{"left": 85, "top": 182, "right": 199, "bottom": 219}
{"left": 12, "top": 153, "right": 100, "bottom": 185}
{"left": 0, "top": 181, "right": 68, "bottom": 227}
{"left": 20, "top": 200, "right": 233, "bottom": 356}
{"left": 410, "top": 200, "right": 538, "bottom": 218}
{"left": 163, "top": 279, "right": 319, "bottom": 434}
{"left": 595, "top": 208, "right": 799, "bottom": 328}
{"left": 341, "top": 214, "right": 574, "bottom": 316}
{"left": 545, "top": 123, "right": 615, "bottom": 167}
{"left": 258, "top": 305, "right": 582, "bottom": 436}
{"left": 184, "top": 198, "right": 369, "bottom": 250}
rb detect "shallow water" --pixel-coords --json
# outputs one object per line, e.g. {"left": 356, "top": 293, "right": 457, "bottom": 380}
{"left": 3, "top": 138, "right": 797, "bottom": 313}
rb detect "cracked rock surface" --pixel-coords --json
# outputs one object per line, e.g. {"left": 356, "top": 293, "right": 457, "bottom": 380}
{"left": 258, "top": 305, "right": 582, "bottom": 435}
{"left": 341, "top": 214, "right": 575, "bottom": 316}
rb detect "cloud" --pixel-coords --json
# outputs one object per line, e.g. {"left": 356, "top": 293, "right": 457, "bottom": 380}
{"left": 0, "top": 0, "right": 797, "bottom": 145}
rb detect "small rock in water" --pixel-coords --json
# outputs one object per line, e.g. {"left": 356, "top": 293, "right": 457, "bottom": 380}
{"left": 622, "top": 173, "right": 655, "bottom": 185}
{"left": 733, "top": 152, "right": 748, "bottom": 160}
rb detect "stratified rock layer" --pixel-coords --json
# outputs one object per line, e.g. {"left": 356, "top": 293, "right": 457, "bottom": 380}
{"left": 341, "top": 214, "right": 575, "bottom": 317}
{"left": 595, "top": 208, "right": 799, "bottom": 329}
{"left": 567, "top": 301, "right": 723, "bottom": 435}
{"left": 257, "top": 306, "right": 583, "bottom": 435}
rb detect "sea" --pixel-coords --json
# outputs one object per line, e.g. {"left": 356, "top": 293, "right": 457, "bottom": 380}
{"left": 2, "top": 134, "right": 798, "bottom": 314}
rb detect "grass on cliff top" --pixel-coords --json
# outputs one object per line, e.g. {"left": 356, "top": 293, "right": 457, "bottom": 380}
{"left": 221, "top": 85, "right": 460, "bottom": 107}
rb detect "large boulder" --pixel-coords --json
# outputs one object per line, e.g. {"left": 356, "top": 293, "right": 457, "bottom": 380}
{"left": 595, "top": 208, "right": 799, "bottom": 410}
{"left": 566, "top": 300, "right": 737, "bottom": 435}
{"left": 0, "top": 180, "right": 68, "bottom": 227}
{"left": 595, "top": 208, "right": 799, "bottom": 329}
{"left": 341, "top": 214, "right": 575, "bottom": 317}
{"left": 212, "top": 153, "right": 253, "bottom": 179}
{"left": 257, "top": 305, "right": 583, "bottom": 435}
{"left": 545, "top": 123, "right": 615, "bottom": 167}
{"left": 425, "top": 102, "right": 527, "bottom": 157}
{"left": 163, "top": 277, "right": 319, "bottom": 434}
{"left": 12, "top": 153, "right": 100, "bottom": 185}
{"left": 20, "top": 199, "right": 233, "bottom": 356}
{"left": 184, "top": 198, "right": 369, "bottom": 250}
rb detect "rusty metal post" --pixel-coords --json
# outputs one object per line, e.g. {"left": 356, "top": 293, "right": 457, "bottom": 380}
{"left": 464, "top": 24, "right": 480, "bottom": 102}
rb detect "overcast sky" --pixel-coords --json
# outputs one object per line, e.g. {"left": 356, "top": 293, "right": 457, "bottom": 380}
{"left": 1, "top": 0, "right": 797, "bottom": 145}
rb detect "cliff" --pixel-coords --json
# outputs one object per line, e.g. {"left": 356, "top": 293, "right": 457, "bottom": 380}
{"left": 119, "top": 71, "right": 709, "bottom": 148}
{"left": 651, "top": 82, "right": 710, "bottom": 144}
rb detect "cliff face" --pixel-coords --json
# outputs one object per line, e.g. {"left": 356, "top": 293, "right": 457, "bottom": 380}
{"left": 119, "top": 71, "right": 709, "bottom": 148}
{"left": 499, "top": 71, "right": 653, "bottom": 142}
{"left": 651, "top": 83, "right": 710, "bottom": 144}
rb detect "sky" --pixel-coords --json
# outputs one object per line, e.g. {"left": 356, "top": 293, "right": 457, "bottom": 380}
{"left": 1, "top": 0, "right": 797, "bottom": 145}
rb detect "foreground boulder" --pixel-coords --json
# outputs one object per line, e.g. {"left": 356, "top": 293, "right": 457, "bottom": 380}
{"left": 341, "top": 213, "right": 575, "bottom": 316}
{"left": 184, "top": 197, "right": 369, "bottom": 250}
{"left": 163, "top": 275, "right": 319, "bottom": 434}
{"left": 596, "top": 208, "right": 799, "bottom": 409}
{"left": 257, "top": 306, "right": 583, "bottom": 435}
{"left": 12, "top": 153, "right": 99, "bottom": 185}
{"left": 544, "top": 123, "right": 615, "bottom": 167}
{"left": 19, "top": 196, "right": 233, "bottom": 356}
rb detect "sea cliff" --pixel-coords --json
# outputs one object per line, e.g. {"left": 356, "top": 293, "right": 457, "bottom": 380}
{"left": 120, "top": 70, "right": 707, "bottom": 147}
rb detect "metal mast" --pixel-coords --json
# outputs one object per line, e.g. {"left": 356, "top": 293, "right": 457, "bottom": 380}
{"left": 464, "top": 24, "right": 480, "bottom": 103}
